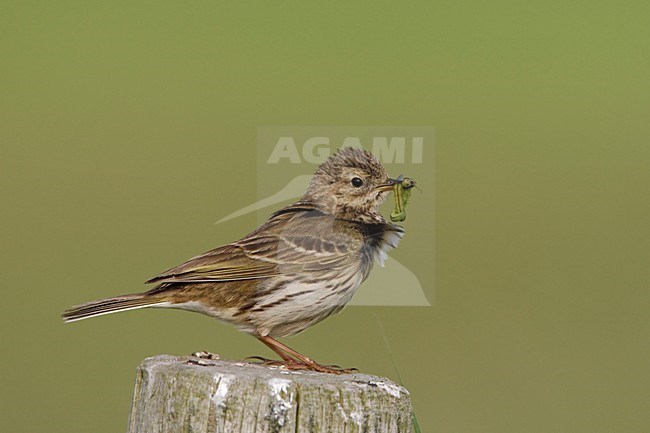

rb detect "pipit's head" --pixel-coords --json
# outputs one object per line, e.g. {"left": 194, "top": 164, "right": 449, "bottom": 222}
{"left": 303, "top": 147, "right": 399, "bottom": 223}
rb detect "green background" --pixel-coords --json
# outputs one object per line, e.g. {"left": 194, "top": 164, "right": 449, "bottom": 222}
{"left": 1, "top": 2, "right": 649, "bottom": 432}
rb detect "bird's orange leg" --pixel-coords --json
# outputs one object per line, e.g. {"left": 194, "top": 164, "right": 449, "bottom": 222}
{"left": 257, "top": 336, "right": 357, "bottom": 374}
{"left": 251, "top": 336, "right": 310, "bottom": 370}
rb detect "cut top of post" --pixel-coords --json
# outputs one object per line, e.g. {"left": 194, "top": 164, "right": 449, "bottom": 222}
{"left": 127, "top": 355, "right": 413, "bottom": 433}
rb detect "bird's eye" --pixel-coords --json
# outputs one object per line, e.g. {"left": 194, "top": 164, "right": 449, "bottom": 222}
{"left": 351, "top": 177, "right": 364, "bottom": 188}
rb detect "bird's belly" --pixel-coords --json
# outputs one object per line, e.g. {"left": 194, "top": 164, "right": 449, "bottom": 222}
{"left": 248, "top": 268, "right": 367, "bottom": 337}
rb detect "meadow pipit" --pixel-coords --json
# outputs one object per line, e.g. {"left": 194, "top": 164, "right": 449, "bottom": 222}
{"left": 63, "top": 147, "right": 415, "bottom": 374}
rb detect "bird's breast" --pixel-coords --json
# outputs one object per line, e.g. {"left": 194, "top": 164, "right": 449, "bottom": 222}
{"left": 361, "top": 224, "right": 405, "bottom": 268}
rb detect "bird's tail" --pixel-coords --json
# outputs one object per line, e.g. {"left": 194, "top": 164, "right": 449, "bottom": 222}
{"left": 62, "top": 293, "right": 169, "bottom": 323}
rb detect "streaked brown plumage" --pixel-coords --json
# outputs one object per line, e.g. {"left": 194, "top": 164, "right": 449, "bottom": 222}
{"left": 63, "top": 147, "right": 410, "bottom": 373}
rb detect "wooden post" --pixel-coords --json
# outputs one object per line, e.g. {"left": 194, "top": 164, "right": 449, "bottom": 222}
{"left": 127, "top": 355, "right": 413, "bottom": 433}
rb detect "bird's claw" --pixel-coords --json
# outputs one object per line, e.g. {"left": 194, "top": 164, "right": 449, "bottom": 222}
{"left": 309, "top": 363, "right": 358, "bottom": 375}
{"left": 246, "top": 355, "right": 311, "bottom": 371}
{"left": 246, "top": 355, "right": 357, "bottom": 374}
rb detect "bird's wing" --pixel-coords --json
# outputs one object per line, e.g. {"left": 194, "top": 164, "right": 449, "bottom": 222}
{"left": 144, "top": 243, "right": 279, "bottom": 284}
{"left": 145, "top": 203, "right": 362, "bottom": 285}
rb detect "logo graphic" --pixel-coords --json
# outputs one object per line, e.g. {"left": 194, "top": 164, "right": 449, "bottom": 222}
{"left": 217, "top": 126, "right": 434, "bottom": 306}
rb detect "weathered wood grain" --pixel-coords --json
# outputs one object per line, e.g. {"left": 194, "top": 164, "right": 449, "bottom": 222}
{"left": 127, "top": 355, "right": 412, "bottom": 433}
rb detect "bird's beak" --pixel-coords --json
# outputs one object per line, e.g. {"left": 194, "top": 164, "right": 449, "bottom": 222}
{"left": 376, "top": 175, "right": 402, "bottom": 192}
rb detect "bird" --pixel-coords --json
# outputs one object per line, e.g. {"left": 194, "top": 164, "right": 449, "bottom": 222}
{"left": 62, "top": 146, "right": 411, "bottom": 374}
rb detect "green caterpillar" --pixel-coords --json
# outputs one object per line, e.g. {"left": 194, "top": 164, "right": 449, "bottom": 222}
{"left": 390, "top": 176, "right": 414, "bottom": 222}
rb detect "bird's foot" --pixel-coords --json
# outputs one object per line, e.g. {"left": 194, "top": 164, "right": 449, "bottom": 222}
{"left": 305, "top": 362, "right": 359, "bottom": 375}
{"left": 246, "top": 355, "right": 311, "bottom": 371}
{"left": 246, "top": 355, "right": 357, "bottom": 374}
{"left": 286, "top": 352, "right": 359, "bottom": 374}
